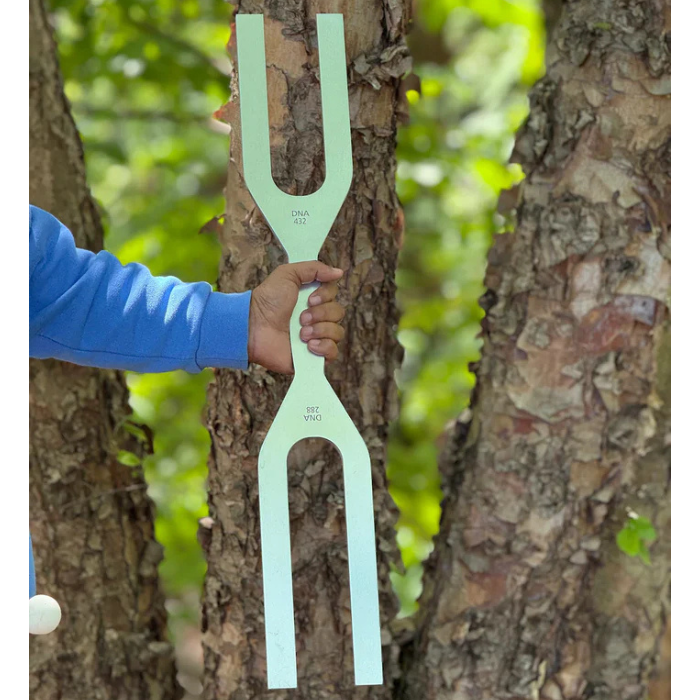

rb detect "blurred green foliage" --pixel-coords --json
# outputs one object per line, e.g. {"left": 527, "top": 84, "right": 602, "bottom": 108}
{"left": 48, "top": 0, "right": 543, "bottom": 627}
{"left": 389, "top": 0, "right": 543, "bottom": 615}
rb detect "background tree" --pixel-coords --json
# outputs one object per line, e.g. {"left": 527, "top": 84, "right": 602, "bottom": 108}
{"left": 397, "top": 0, "right": 671, "bottom": 698}
{"left": 29, "top": 0, "right": 178, "bottom": 698}
{"left": 199, "top": 1, "right": 410, "bottom": 697}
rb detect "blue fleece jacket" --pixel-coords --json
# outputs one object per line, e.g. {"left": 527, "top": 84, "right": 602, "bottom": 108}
{"left": 30, "top": 205, "right": 251, "bottom": 373}
{"left": 29, "top": 204, "right": 252, "bottom": 598}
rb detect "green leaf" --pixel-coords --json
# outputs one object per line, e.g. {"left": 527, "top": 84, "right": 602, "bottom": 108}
{"left": 631, "top": 516, "right": 657, "bottom": 543}
{"left": 121, "top": 421, "right": 149, "bottom": 443}
{"left": 639, "top": 544, "right": 652, "bottom": 565}
{"left": 616, "top": 527, "right": 640, "bottom": 557}
{"left": 117, "top": 450, "right": 142, "bottom": 467}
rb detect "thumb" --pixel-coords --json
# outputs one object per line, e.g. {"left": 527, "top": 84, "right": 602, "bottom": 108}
{"left": 282, "top": 261, "right": 345, "bottom": 286}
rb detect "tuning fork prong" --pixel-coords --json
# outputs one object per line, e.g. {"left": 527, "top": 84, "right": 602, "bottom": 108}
{"left": 258, "top": 380, "right": 383, "bottom": 688}
{"left": 236, "top": 13, "right": 352, "bottom": 263}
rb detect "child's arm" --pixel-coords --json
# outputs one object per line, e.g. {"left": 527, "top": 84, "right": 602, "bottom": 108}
{"left": 29, "top": 205, "right": 250, "bottom": 373}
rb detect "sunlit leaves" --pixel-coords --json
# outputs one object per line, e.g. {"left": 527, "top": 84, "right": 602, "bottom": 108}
{"left": 406, "top": 89, "right": 420, "bottom": 105}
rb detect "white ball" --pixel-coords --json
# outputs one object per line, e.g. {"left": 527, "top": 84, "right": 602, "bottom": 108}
{"left": 29, "top": 595, "right": 62, "bottom": 635}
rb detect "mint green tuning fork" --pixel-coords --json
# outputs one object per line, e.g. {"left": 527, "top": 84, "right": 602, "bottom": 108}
{"left": 235, "top": 13, "right": 383, "bottom": 689}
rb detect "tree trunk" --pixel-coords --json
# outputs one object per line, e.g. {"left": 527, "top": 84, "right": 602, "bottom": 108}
{"left": 200, "top": 1, "right": 410, "bottom": 697}
{"left": 397, "top": 1, "right": 671, "bottom": 699}
{"left": 29, "top": 1, "right": 179, "bottom": 698}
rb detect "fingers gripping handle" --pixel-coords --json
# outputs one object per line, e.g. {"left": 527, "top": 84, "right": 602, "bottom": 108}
{"left": 292, "top": 281, "right": 324, "bottom": 375}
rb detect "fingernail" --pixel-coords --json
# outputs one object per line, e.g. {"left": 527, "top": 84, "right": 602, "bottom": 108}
{"left": 309, "top": 339, "right": 321, "bottom": 351}
{"left": 301, "top": 311, "right": 312, "bottom": 324}
{"left": 308, "top": 295, "right": 322, "bottom": 306}
{"left": 333, "top": 267, "right": 344, "bottom": 274}
{"left": 300, "top": 326, "right": 313, "bottom": 339}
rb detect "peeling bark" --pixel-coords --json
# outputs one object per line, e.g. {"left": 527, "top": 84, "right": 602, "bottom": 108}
{"left": 200, "top": 1, "right": 410, "bottom": 697}
{"left": 29, "top": 1, "right": 178, "bottom": 697}
{"left": 397, "top": 1, "right": 671, "bottom": 699}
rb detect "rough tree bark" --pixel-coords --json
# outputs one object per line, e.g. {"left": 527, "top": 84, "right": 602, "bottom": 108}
{"left": 199, "top": 1, "right": 410, "bottom": 697}
{"left": 29, "top": 0, "right": 179, "bottom": 698}
{"left": 397, "top": 1, "right": 671, "bottom": 699}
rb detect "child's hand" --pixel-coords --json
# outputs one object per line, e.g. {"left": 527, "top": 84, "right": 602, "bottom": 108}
{"left": 248, "top": 262, "right": 346, "bottom": 374}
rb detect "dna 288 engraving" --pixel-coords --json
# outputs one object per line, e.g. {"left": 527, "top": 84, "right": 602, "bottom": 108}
{"left": 304, "top": 405, "right": 322, "bottom": 421}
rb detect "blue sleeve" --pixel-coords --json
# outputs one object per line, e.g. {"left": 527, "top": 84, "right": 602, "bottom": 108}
{"left": 29, "top": 532, "right": 36, "bottom": 599}
{"left": 29, "top": 205, "right": 251, "bottom": 373}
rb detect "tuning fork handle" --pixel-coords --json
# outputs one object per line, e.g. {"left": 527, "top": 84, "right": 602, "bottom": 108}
{"left": 291, "top": 279, "right": 325, "bottom": 377}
